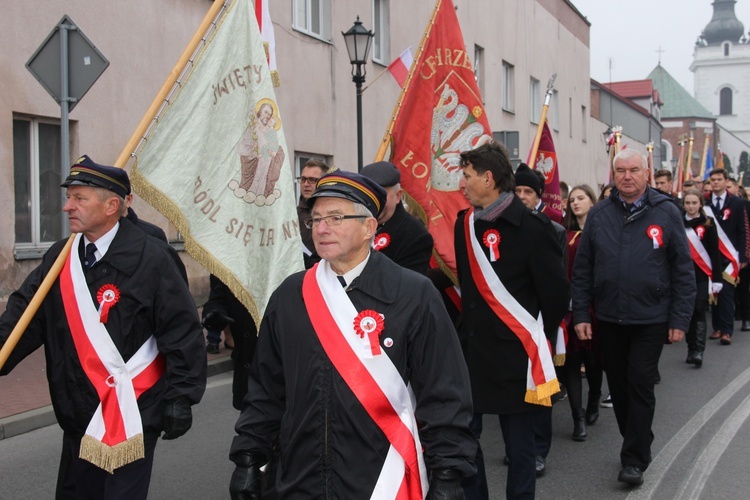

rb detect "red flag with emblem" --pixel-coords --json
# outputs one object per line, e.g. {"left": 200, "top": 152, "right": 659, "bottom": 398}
{"left": 378, "top": 0, "right": 492, "bottom": 276}
{"left": 528, "top": 121, "right": 563, "bottom": 214}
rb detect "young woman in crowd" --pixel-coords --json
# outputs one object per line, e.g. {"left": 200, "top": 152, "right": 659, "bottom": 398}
{"left": 683, "top": 189, "right": 723, "bottom": 367}
{"left": 562, "top": 184, "right": 604, "bottom": 441}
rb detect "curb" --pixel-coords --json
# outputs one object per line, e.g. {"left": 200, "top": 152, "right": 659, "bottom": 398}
{"left": 0, "top": 355, "right": 233, "bottom": 441}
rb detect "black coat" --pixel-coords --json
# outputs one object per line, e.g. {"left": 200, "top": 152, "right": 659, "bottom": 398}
{"left": 375, "top": 202, "right": 434, "bottom": 275}
{"left": 202, "top": 275, "right": 257, "bottom": 409}
{"left": 711, "top": 192, "right": 747, "bottom": 264}
{"left": 230, "top": 252, "right": 476, "bottom": 497}
{"left": 572, "top": 187, "right": 696, "bottom": 330}
{"left": 0, "top": 217, "right": 206, "bottom": 437}
{"left": 684, "top": 213, "right": 723, "bottom": 302}
{"left": 454, "top": 196, "right": 570, "bottom": 414}
{"left": 127, "top": 207, "right": 189, "bottom": 285}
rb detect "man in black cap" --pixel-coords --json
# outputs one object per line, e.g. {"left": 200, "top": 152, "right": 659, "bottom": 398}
{"left": 229, "top": 170, "right": 476, "bottom": 499}
{"left": 514, "top": 163, "right": 563, "bottom": 224}
{"left": 360, "top": 161, "right": 434, "bottom": 275}
{"left": 0, "top": 155, "right": 206, "bottom": 499}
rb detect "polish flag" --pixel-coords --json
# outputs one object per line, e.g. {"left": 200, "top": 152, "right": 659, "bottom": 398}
{"left": 387, "top": 48, "right": 414, "bottom": 87}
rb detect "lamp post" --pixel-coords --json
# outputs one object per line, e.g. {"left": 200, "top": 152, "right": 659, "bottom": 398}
{"left": 342, "top": 16, "right": 374, "bottom": 171}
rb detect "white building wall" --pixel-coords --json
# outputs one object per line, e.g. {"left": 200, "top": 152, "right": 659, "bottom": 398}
{"left": 0, "top": 0, "right": 597, "bottom": 302}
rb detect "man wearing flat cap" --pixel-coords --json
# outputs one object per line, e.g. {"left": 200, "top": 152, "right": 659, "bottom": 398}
{"left": 229, "top": 170, "right": 476, "bottom": 499}
{"left": 514, "top": 163, "right": 563, "bottom": 224}
{"left": 0, "top": 155, "right": 206, "bottom": 499}
{"left": 361, "top": 161, "right": 434, "bottom": 275}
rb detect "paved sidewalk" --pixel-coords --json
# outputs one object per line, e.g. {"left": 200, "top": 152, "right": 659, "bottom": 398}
{"left": 0, "top": 344, "right": 233, "bottom": 440}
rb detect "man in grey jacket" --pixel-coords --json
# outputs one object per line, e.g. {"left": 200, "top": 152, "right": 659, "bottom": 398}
{"left": 572, "top": 149, "right": 696, "bottom": 486}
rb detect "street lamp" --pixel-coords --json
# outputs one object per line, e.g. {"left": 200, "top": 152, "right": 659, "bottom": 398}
{"left": 342, "top": 16, "right": 374, "bottom": 171}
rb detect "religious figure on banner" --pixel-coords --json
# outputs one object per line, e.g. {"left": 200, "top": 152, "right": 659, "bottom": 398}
{"left": 430, "top": 83, "right": 492, "bottom": 192}
{"left": 229, "top": 98, "right": 286, "bottom": 206}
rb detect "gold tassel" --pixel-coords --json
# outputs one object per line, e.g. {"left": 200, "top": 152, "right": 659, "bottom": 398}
{"left": 79, "top": 433, "right": 145, "bottom": 474}
{"left": 553, "top": 353, "right": 566, "bottom": 366}
{"left": 723, "top": 271, "right": 738, "bottom": 286}
{"left": 271, "top": 70, "right": 280, "bottom": 88}
{"left": 524, "top": 378, "right": 560, "bottom": 407}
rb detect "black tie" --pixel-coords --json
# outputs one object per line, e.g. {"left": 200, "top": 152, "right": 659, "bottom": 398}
{"left": 715, "top": 196, "right": 722, "bottom": 213}
{"left": 336, "top": 276, "right": 347, "bottom": 288}
{"left": 84, "top": 243, "right": 97, "bottom": 270}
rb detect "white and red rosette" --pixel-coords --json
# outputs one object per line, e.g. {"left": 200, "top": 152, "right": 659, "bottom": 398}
{"left": 482, "top": 229, "right": 501, "bottom": 262}
{"left": 353, "top": 309, "right": 385, "bottom": 356}
{"left": 723, "top": 208, "right": 731, "bottom": 220}
{"left": 696, "top": 226, "right": 705, "bottom": 240}
{"left": 373, "top": 233, "right": 391, "bottom": 251}
{"left": 96, "top": 284, "right": 120, "bottom": 323}
{"left": 647, "top": 225, "right": 663, "bottom": 249}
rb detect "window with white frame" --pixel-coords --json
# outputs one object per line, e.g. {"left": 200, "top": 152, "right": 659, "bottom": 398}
{"left": 530, "top": 77, "right": 541, "bottom": 124}
{"left": 551, "top": 90, "right": 559, "bottom": 131}
{"left": 292, "top": 0, "right": 332, "bottom": 41}
{"left": 474, "top": 44, "right": 485, "bottom": 100}
{"left": 295, "top": 152, "right": 332, "bottom": 199}
{"left": 581, "top": 105, "right": 588, "bottom": 142}
{"left": 502, "top": 61, "right": 514, "bottom": 112}
{"left": 13, "top": 117, "right": 65, "bottom": 253}
{"left": 372, "top": 0, "right": 390, "bottom": 64}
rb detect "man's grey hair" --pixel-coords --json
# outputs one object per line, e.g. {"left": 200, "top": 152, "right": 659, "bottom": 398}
{"left": 351, "top": 201, "right": 376, "bottom": 244}
{"left": 613, "top": 149, "right": 647, "bottom": 170}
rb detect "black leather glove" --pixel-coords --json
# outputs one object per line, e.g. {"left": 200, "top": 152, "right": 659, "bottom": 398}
{"left": 161, "top": 396, "right": 192, "bottom": 440}
{"left": 229, "top": 452, "right": 263, "bottom": 500}
{"left": 202, "top": 310, "right": 235, "bottom": 331}
{"left": 428, "top": 469, "right": 465, "bottom": 500}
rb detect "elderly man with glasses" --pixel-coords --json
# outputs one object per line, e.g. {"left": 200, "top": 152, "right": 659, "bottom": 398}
{"left": 229, "top": 170, "right": 476, "bottom": 499}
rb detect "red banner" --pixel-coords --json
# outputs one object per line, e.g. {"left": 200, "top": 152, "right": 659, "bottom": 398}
{"left": 388, "top": 0, "right": 492, "bottom": 275}
{"left": 530, "top": 122, "right": 563, "bottom": 214}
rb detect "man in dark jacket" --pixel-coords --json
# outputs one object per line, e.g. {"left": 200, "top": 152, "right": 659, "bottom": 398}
{"left": 707, "top": 168, "right": 747, "bottom": 344}
{"left": 0, "top": 155, "right": 206, "bottom": 499}
{"left": 573, "top": 149, "right": 696, "bottom": 486}
{"left": 455, "top": 143, "right": 569, "bottom": 499}
{"left": 229, "top": 170, "right": 476, "bottom": 499}
{"left": 361, "top": 160, "right": 434, "bottom": 275}
{"left": 296, "top": 159, "right": 329, "bottom": 268}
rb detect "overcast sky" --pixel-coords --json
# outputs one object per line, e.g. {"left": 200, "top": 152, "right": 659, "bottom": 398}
{"left": 572, "top": 0, "right": 750, "bottom": 95}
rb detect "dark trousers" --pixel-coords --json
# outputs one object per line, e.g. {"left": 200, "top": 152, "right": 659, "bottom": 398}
{"left": 462, "top": 410, "right": 540, "bottom": 500}
{"left": 534, "top": 406, "right": 552, "bottom": 458}
{"left": 56, "top": 432, "right": 158, "bottom": 500}
{"left": 599, "top": 322, "right": 667, "bottom": 470}
{"left": 737, "top": 266, "right": 750, "bottom": 321}
{"left": 711, "top": 278, "right": 736, "bottom": 335}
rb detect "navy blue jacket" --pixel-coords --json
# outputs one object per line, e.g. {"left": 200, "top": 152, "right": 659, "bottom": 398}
{"left": 572, "top": 187, "right": 696, "bottom": 330}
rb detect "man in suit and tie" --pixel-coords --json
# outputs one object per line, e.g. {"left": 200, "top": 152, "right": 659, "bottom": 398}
{"left": 708, "top": 168, "right": 747, "bottom": 345}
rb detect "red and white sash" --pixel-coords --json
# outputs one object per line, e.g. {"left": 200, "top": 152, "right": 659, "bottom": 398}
{"left": 685, "top": 226, "right": 713, "bottom": 278}
{"left": 704, "top": 207, "right": 740, "bottom": 284}
{"left": 464, "top": 211, "right": 559, "bottom": 406}
{"left": 59, "top": 234, "right": 165, "bottom": 473}
{"left": 302, "top": 262, "right": 428, "bottom": 499}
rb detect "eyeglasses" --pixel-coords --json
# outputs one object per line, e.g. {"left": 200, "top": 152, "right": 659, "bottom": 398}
{"left": 303, "top": 214, "right": 368, "bottom": 229}
{"left": 296, "top": 176, "right": 320, "bottom": 185}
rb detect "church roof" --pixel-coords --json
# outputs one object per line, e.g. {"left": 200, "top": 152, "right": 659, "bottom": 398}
{"left": 646, "top": 64, "right": 714, "bottom": 120}
{"left": 700, "top": 0, "right": 745, "bottom": 46}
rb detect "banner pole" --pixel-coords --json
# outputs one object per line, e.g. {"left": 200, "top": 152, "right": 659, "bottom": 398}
{"left": 0, "top": 0, "right": 229, "bottom": 372}
{"left": 527, "top": 74, "right": 556, "bottom": 165}
{"left": 374, "top": 0, "right": 443, "bottom": 161}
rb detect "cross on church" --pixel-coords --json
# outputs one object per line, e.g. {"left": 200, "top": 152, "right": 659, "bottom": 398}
{"left": 656, "top": 46, "right": 665, "bottom": 65}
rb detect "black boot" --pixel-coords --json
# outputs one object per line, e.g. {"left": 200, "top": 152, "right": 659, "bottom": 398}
{"left": 586, "top": 392, "right": 600, "bottom": 425}
{"left": 572, "top": 408, "right": 587, "bottom": 441}
{"left": 693, "top": 322, "right": 707, "bottom": 368}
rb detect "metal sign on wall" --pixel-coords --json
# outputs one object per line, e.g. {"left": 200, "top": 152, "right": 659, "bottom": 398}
{"left": 26, "top": 15, "right": 109, "bottom": 111}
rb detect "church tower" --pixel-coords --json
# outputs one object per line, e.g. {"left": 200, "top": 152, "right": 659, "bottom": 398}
{"left": 691, "top": 0, "right": 750, "bottom": 160}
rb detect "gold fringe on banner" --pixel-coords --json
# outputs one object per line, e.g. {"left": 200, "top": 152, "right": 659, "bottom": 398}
{"left": 553, "top": 353, "right": 566, "bottom": 367}
{"left": 130, "top": 168, "right": 262, "bottom": 326}
{"left": 524, "top": 378, "right": 560, "bottom": 407}
{"left": 79, "top": 433, "right": 145, "bottom": 474}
